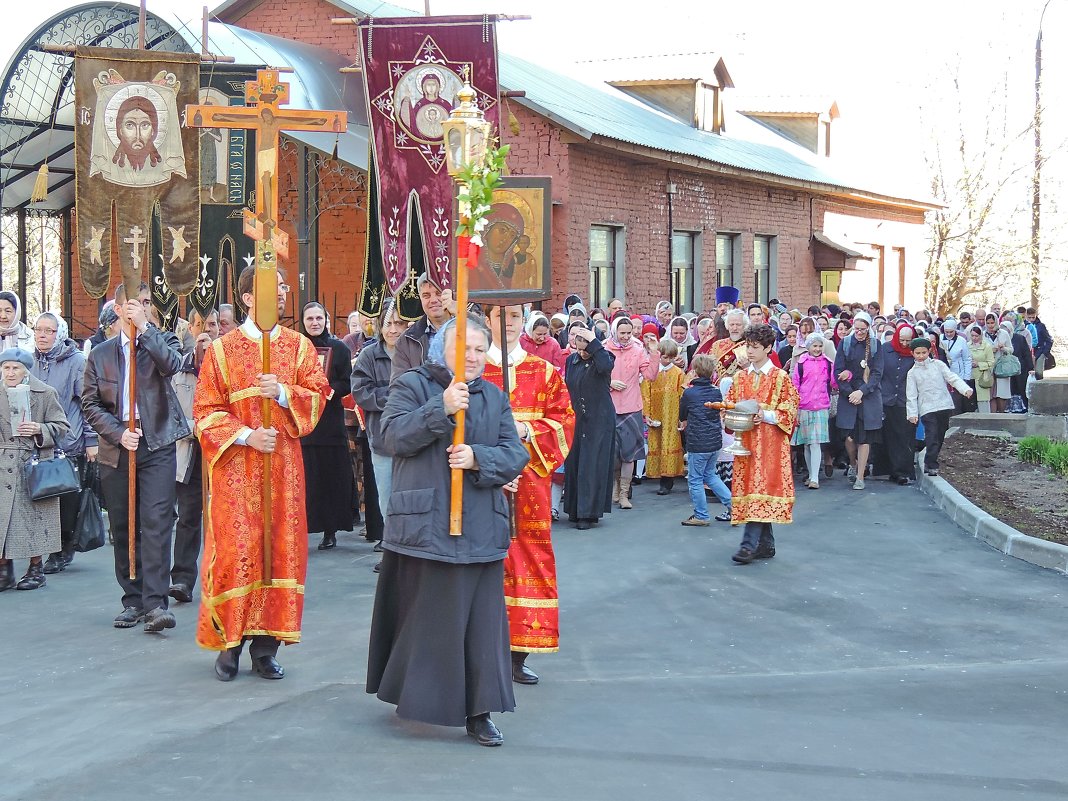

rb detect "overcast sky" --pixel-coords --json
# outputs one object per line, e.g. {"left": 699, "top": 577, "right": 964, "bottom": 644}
{"left": 2, "top": 0, "right": 1066, "bottom": 197}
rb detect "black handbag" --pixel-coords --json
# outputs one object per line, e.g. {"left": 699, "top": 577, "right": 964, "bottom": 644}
{"left": 73, "top": 462, "right": 106, "bottom": 553}
{"left": 24, "top": 447, "right": 80, "bottom": 501}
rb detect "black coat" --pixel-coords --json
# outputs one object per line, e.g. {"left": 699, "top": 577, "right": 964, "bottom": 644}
{"left": 390, "top": 316, "right": 434, "bottom": 385}
{"left": 563, "top": 337, "right": 617, "bottom": 521}
{"left": 880, "top": 348, "right": 914, "bottom": 409}
{"left": 832, "top": 333, "right": 884, "bottom": 431}
{"left": 302, "top": 334, "right": 351, "bottom": 447}
{"left": 378, "top": 364, "right": 528, "bottom": 564}
{"left": 82, "top": 326, "right": 188, "bottom": 469}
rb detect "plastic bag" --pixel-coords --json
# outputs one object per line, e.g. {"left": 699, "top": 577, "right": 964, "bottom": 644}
{"left": 73, "top": 462, "right": 107, "bottom": 553}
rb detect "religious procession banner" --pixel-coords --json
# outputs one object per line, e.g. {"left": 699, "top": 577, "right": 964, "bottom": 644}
{"left": 190, "top": 65, "right": 260, "bottom": 318}
{"left": 74, "top": 47, "right": 201, "bottom": 300}
{"left": 357, "top": 15, "right": 500, "bottom": 294}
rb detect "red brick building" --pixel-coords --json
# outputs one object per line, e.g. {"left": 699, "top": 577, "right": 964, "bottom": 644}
{"left": 0, "top": 0, "right": 936, "bottom": 336}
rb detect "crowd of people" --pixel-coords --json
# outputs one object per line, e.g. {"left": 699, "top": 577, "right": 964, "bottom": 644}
{"left": 0, "top": 277, "right": 1058, "bottom": 748}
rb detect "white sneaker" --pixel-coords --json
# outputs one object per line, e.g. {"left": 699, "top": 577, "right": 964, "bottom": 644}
{"left": 853, "top": 478, "right": 865, "bottom": 490}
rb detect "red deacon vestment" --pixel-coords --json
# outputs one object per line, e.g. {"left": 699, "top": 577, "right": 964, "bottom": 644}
{"left": 726, "top": 365, "right": 800, "bottom": 525}
{"left": 484, "top": 346, "right": 575, "bottom": 653}
{"left": 193, "top": 324, "right": 331, "bottom": 651}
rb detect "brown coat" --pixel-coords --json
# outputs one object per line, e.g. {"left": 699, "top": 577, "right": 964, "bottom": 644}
{"left": 0, "top": 374, "right": 70, "bottom": 559}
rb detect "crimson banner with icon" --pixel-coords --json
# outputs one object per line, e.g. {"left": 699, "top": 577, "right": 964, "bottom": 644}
{"left": 357, "top": 15, "right": 500, "bottom": 294}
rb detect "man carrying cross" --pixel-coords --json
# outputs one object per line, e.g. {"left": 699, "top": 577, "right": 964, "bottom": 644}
{"left": 193, "top": 265, "right": 330, "bottom": 681}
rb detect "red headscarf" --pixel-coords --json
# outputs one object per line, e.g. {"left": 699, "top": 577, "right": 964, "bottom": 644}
{"left": 890, "top": 320, "right": 915, "bottom": 356}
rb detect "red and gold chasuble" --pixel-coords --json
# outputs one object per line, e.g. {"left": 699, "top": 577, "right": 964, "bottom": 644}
{"left": 711, "top": 336, "right": 747, "bottom": 381}
{"left": 639, "top": 364, "right": 686, "bottom": 477}
{"left": 727, "top": 365, "right": 800, "bottom": 525}
{"left": 484, "top": 348, "right": 575, "bottom": 653}
{"left": 193, "top": 326, "right": 330, "bottom": 651}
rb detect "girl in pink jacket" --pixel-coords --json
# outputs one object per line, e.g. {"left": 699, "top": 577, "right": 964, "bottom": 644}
{"left": 791, "top": 333, "right": 838, "bottom": 489}
{"left": 604, "top": 316, "right": 659, "bottom": 508}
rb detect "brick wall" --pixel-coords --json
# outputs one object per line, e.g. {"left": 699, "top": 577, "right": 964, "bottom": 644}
{"left": 233, "top": 0, "right": 359, "bottom": 61}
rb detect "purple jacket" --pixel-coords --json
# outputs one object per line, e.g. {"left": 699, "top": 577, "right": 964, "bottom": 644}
{"left": 792, "top": 353, "right": 837, "bottom": 411}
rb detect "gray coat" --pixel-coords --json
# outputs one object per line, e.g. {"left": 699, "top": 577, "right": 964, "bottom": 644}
{"left": 350, "top": 338, "right": 393, "bottom": 453}
{"left": 30, "top": 339, "right": 97, "bottom": 455}
{"left": 378, "top": 363, "right": 529, "bottom": 564}
{"left": 0, "top": 375, "right": 70, "bottom": 559}
{"left": 833, "top": 334, "right": 884, "bottom": 431}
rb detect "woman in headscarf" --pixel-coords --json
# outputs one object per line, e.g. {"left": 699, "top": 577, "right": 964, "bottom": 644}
{"left": 30, "top": 312, "right": 97, "bottom": 573}
{"left": 967, "top": 324, "right": 995, "bottom": 413}
{"left": 299, "top": 302, "right": 355, "bottom": 550}
{"left": 832, "top": 312, "right": 884, "bottom": 490}
{"left": 880, "top": 321, "right": 917, "bottom": 485}
{"left": 604, "top": 315, "right": 657, "bottom": 509}
{"left": 668, "top": 314, "right": 697, "bottom": 369}
{"left": 563, "top": 322, "right": 616, "bottom": 529}
{"left": 0, "top": 348, "right": 70, "bottom": 591}
{"left": 366, "top": 315, "right": 528, "bottom": 746}
{"left": 654, "top": 301, "right": 674, "bottom": 331}
{"left": 0, "top": 292, "right": 33, "bottom": 354}
{"left": 519, "top": 310, "right": 565, "bottom": 371}
{"left": 1003, "top": 312, "right": 1035, "bottom": 410}
{"left": 984, "top": 314, "right": 1012, "bottom": 413}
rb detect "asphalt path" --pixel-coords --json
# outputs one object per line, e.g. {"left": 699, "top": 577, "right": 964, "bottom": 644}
{"left": 3, "top": 470, "right": 1067, "bottom": 801}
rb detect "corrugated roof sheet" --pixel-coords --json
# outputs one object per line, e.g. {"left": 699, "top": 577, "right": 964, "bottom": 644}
{"left": 500, "top": 54, "right": 913, "bottom": 200}
{"left": 577, "top": 52, "right": 728, "bottom": 85}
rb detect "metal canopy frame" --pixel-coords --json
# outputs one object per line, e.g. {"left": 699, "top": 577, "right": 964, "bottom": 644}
{"left": 0, "top": 3, "right": 194, "bottom": 214}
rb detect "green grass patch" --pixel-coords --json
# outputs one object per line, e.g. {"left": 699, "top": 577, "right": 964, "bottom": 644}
{"left": 1018, "top": 435, "right": 1053, "bottom": 464}
{"left": 1045, "top": 442, "right": 1068, "bottom": 477}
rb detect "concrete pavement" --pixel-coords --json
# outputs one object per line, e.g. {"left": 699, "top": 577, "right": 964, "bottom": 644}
{"left": 3, "top": 471, "right": 1068, "bottom": 801}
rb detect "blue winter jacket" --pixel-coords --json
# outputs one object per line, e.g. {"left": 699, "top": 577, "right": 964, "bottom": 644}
{"left": 678, "top": 377, "right": 724, "bottom": 454}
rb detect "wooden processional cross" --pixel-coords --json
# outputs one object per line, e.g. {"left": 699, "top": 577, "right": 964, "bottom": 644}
{"left": 185, "top": 69, "right": 346, "bottom": 581}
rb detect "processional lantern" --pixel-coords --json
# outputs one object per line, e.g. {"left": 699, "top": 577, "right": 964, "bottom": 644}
{"left": 442, "top": 78, "right": 492, "bottom": 178}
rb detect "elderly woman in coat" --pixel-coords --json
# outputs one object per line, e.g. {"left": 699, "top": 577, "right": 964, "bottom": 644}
{"left": 0, "top": 348, "right": 71, "bottom": 591}
{"left": 366, "top": 315, "right": 529, "bottom": 747}
{"left": 832, "top": 312, "right": 884, "bottom": 491}
{"left": 967, "top": 324, "right": 995, "bottom": 413}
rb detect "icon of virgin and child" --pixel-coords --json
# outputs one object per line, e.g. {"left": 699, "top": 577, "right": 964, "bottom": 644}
{"left": 395, "top": 67, "right": 461, "bottom": 142}
{"left": 469, "top": 193, "right": 541, "bottom": 293}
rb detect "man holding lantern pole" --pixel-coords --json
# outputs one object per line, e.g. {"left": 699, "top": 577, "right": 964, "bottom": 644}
{"left": 193, "top": 265, "right": 330, "bottom": 682}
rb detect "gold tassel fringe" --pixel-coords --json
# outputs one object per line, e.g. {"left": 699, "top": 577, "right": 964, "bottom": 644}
{"left": 29, "top": 164, "right": 48, "bottom": 204}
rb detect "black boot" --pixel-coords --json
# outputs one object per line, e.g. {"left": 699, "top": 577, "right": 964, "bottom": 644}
{"left": 656, "top": 477, "right": 674, "bottom": 495}
{"left": 0, "top": 562, "right": 14, "bottom": 592}
{"left": 317, "top": 532, "right": 337, "bottom": 550}
{"left": 511, "top": 651, "right": 539, "bottom": 685}
{"left": 16, "top": 561, "right": 46, "bottom": 590}
{"left": 42, "top": 552, "right": 65, "bottom": 574}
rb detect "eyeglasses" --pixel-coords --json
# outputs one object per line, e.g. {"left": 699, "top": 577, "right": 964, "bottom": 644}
{"left": 32, "top": 327, "right": 56, "bottom": 335}
{"left": 279, "top": 284, "right": 291, "bottom": 293}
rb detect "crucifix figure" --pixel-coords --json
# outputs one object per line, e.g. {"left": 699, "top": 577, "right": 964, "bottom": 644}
{"left": 185, "top": 69, "right": 347, "bottom": 262}
{"left": 183, "top": 69, "right": 346, "bottom": 582}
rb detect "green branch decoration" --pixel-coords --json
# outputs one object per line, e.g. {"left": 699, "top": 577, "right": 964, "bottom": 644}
{"left": 456, "top": 140, "right": 510, "bottom": 247}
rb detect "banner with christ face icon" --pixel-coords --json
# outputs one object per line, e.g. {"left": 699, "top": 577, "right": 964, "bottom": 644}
{"left": 357, "top": 15, "right": 500, "bottom": 293}
{"left": 74, "top": 47, "right": 201, "bottom": 299}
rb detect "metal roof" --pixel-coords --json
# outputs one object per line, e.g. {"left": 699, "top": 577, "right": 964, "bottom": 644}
{"left": 577, "top": 52, "right": 734, "bottom": 88}
{"left": 0, "top": 3, "right": 368, "bottom": 212}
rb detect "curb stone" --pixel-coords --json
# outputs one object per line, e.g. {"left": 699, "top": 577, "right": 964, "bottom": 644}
{"left": 918, "top": 468, "right": 1068, "bottom": 574}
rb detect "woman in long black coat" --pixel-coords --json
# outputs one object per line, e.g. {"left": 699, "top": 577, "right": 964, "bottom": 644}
{"left": 366, "top": 316, "right": 529, "bottom": 746}
{"left": 300, "top": 303, "right": 355, "bottom": 550}
{"left": 562, "top": 323, "right": 616, "bottom": 529}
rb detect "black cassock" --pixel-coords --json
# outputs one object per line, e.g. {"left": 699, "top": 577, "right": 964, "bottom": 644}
{"left": 563, "top": 337, "right": 617, "bottom": 522}
{"left": 301, "top": 334, "right": 355, "bottom": 536}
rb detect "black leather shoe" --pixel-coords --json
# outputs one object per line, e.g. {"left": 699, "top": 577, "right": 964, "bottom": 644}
{"left": 655, "top": 488, "right": 670, "bottom": 496}
{"left": 511, "top": 653, "right": 539, "bottom": 685}
{"left": 0, "top": 562, "right": 15, "bottom": 592}
{"left": 169, "top": 583, "right": 193, "bottom": 604}
{"left": 754, "top": 544, "right": 776, "bottom": 560}
{"left": 317, "top": 534, "right": 337, "bottom": 550}
{"left": 42, "top": 553, "right": 65, "bottom": 574}
{"left": 466, "top": 713, "right": 503, "bottom": 746}
{"left": 114, "top": 606, "right": 145, "bottom": 628}
{"left": 372, "top": 561, "right": 381, "bottom": 573}
{"left": 373, "top": 541, "right": 383, "bottom": 552}
{"left": 251, "top": 655, "right": 285, "bottom": 680}
{"left": 16, "top": 562, "right": 46, "bottom": 590}
{"left": 214, "top": 648, "right": 240, "bottom": 682}
{"left": 60, "top": 547, "right": 75, "bottom": 568}
{"left": 143, "top": 608, "right": 177, "bottom": 633}
{"left": 576, "top": 519, "right": 591, "bottom": 531}
{"left": 732, "top": 548, "right": 755, "bottom": 564}
{"left": 897, "top": 476, "right": 911, "bottom": 486}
